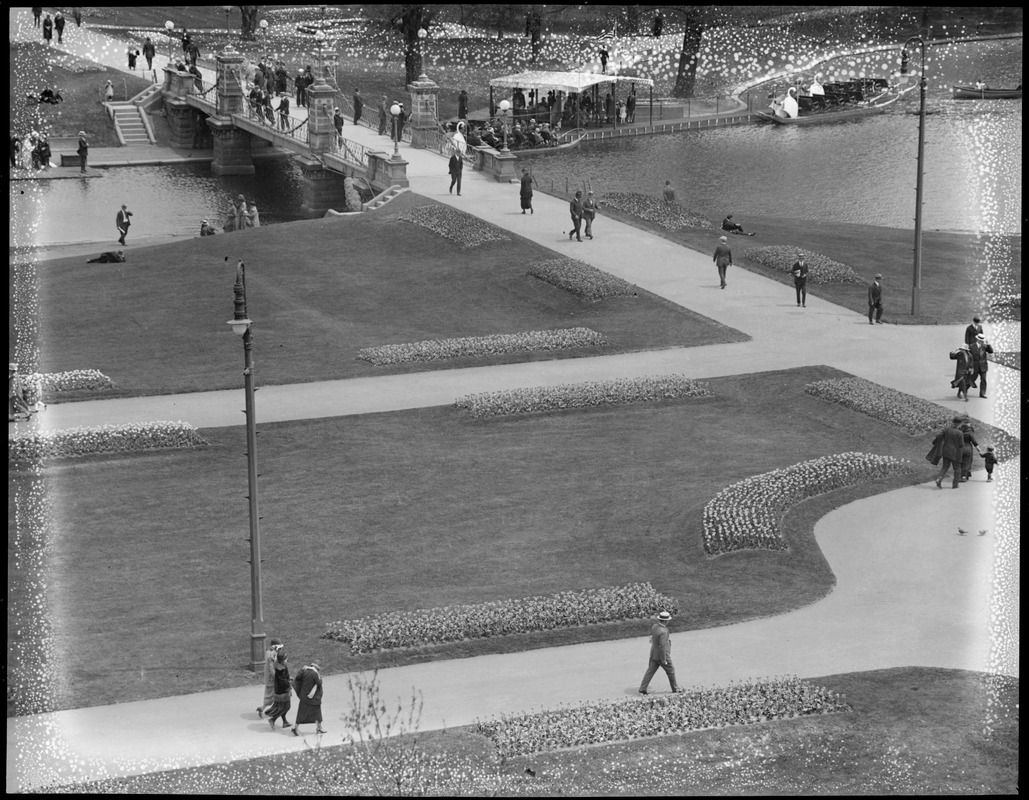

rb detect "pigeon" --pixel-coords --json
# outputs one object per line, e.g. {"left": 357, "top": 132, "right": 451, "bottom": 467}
{"left": 979, "top": 529, "right": 987, "bottom": 536}
{"left": 525, "top": 767, "right": 536, "bottom": 777}
{"left": 958, "top": 528, "right": 968, "bottom": 536}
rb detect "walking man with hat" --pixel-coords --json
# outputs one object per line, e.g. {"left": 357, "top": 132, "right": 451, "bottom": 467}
{"left": 76, "top": 131, "right": 88, "bottom": 173}
{"left": 968, "top": 333, "right": 994, "bottom": 399}
{"left": 713, "top": 236, "right": 732, "bottom": 289}
{"left": 868, "top": 273, "right": 884, "bottom": 324}
{"left": 964, "top": 315, "right": 984, "bottom": 387}
{"left": 639, "top": 610, "right": 683, "bottom": 695}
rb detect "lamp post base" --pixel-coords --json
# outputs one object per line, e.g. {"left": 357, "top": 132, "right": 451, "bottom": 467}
{"left": 910, "top": 285, "right": 922, "bottom": 316}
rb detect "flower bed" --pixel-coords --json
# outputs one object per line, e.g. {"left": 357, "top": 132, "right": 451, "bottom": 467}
{"left": 527, "top": 257, "right": 638, "bottom": 302}
{"left": 743, "top": 246, "right": 863, "bottom": 284}
{"left": 476, "top": 676, "right": 851, "bottom": 757}
{"left": 455, "top": 375, "right": 711, "bottom": 418}
{"left": 9, "top": 421, "right": 208, "bottom": 462}
{"left": 703, "top": 452, "right": 912, "bottom": 555}
{"left": 599, "top": 192, "right": 713, "bottom": 231}
{"left": 806, "top": 377, "right": 1020, "bottom": 459}
{"left": 322, "top": 582, "right": 678, "bottom": 654}
{"left": 357, "top": 328, "right": 606, "bottom": 366}
{"left": 398, "top": 204, "right": 511, "bottom": 248}
{"left": 24, "top": 370, "right": 114, "bottom": 402}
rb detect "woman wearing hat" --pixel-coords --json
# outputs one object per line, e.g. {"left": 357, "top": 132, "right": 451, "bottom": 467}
{"left": 291, "top": 662, "right": 326, "bottom": 736}
{"left": 235, "top": 195, "right": 249, "bottom": 230}
{"left": 949, "top": 342, "right": 975, "bottom": 401}
{"left": 200, "top": 219, "right": 217, "bottom": 236}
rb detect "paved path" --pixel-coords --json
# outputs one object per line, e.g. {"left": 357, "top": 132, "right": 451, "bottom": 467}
{"left": 7, "top": 7, "right": 1021, "bottom": 792}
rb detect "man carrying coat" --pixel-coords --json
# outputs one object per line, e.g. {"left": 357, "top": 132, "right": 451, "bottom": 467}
{"left": 933, "top": 417, "right": 966, "bottom": 489}
{"left": 639, "top": 611, "right": 684, "bottom": 694}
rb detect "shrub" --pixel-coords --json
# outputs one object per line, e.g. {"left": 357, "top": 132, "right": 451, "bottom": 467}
{"left": 9, "top": 421, "right": 208, "bottom": 462}
{"left": 527, "top": 257, "right": 638, "bottom": 302}
{"left": 476, "top": 676, "right": 851, "bottom": 757}
{"left": 455, "top": 374, "right": 711, "bottom": 418}
{"left": 25, "top": 369, "right": 114, "bottom": 400}
{"left": 323, "top": 583, "right": 679, "bottom": 654}
{"left": 600, "top": 192, "right": 713, "bottom": 230}
{"left": 358, "top": 328, "right": 606, "bottom": 366}
{"left": 398, "top": 205, "right": 510, "bottom": 248}
{"left": 703, "top": 452, "right": 913, "bottom": 555}
{"left": 806, "top": 377, "right": 1020, "bottom": 459}
{"left": 744, "top": 246, "right": 863, "bottom": 284}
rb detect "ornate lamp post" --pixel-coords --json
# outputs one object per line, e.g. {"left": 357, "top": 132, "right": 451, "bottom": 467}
{"left": 313, "top": 29, "right": 326, "bottom": 80}
{"left": 259, "top": 19, "right": 268, "bottom": 40}
{"left": 904, "top": 36, "right": 928, "bottom": 316}
{"left": 221, "top": 5, "right": 233, "bottom": 36}
{"left": 227, "top": 261, "right": 266, "bottom": 672}
{"left": 498, "top": 98, "right": 511, "bottom": 152}
{"left": 164, "top": 20, "right": 175, "bottom": 63}
{"left": 390, "top": 101, "right": 401, "bottom": 158}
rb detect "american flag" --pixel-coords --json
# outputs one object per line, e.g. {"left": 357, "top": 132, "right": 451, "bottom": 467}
{"left": 585, "top": 30, "right": 614, "bottom": 47}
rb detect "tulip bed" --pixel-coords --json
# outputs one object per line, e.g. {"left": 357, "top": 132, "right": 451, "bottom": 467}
{"left": 703, "top": 452, "right": 912, "bottom": 555}
{"left": 455, "top": 374, "right": 711, "bottom": 418}
{"left": 476, "top": 675, "right": 851, "bottom": 757}
{"left": 9, "top": 421, "right": 208, "bottom": 462}
{"left": 397, "top": 204, "right": 511, "bottom": 248}
{"left": 24, "top": 370, "right": 114, "bottom": 402}
{"left": 743, "top": 246, "right": 863, "bottom": 284}
{"left": 357, "top": 327, "right": 606, "bottom": 366}
{"left": 599, "top": 192, "right": 714, "bottom": 231}
{"left": 322, "top": 582, "right": 679, "bottom": 654}
{"left": 527, "top": 257, "right": 639, "bottom": 302}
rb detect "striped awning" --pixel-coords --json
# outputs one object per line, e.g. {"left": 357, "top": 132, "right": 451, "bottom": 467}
{"left": 489, "top": 70, "right": 653, "bottom": 94}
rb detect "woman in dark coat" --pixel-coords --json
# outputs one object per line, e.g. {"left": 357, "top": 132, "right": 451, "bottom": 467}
{"left": 42, "top": 13, "right": 53, "bottom": 44}
{"left": 265, "top": 649, "right": 292, "bottom": 729}
{"left": 949, "top": 343, "right": 974, "bottom": 402}
{"left": 959, "top": 419, "right": 979, "bottom": 482}
{"left": 291, "top": 662, "right": 326, "bottom": 735}
{"left": 519, "top": 168, "right": 534, "bottom": 214}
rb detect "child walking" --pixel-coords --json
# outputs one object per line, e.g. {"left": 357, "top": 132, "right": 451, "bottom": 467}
{"left": 981, "top": 445, "right": 997, "bottom": 482}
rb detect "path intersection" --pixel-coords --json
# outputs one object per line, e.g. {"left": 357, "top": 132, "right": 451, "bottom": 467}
{"left": 7, "top": 7, "right": 1020, "bottom": 792}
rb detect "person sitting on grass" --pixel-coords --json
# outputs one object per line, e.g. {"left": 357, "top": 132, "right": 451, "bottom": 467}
{"left": 722, "top": 214, "right": 754, "bottom": 236}
{"left": 86, "top": 250, "right": 127, "bottom": 263}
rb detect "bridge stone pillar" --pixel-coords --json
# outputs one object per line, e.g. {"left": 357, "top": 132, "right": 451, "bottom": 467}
{"left": 296, "top": 155, "right": 348, "bottom": 218}
{"left": 215, "top": 44, "right": 247, "bottom": 117}
{"left": 164, "top": 97, "right": 195, "bottom": 149}
{"left": 208, "top": 117, "right": 254, "bottom": 175}
{"left": 163, "top": 65, "right": 193, "bottom": 99}
{"left": 306, "top": 78, "right": 337, "bottom": 156}
{"left": 407, "top": 72, "right": 440, "bottom": 149}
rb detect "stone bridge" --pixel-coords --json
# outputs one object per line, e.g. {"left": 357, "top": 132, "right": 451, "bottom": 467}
{"left": 160, "top": 45, "right": 412, "bottom": 217}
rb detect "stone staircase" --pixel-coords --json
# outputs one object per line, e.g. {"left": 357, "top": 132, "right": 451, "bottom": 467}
{"left": 362, "top": 185, "right": 408, "bottom": 211}
{"left": 132, "top": 83, "right": 163, "bottom": 115}
{"left": 106, "top": 102, "right": 155, "bottom": 145}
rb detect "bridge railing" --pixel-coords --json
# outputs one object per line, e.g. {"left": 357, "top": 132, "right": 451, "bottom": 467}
{"left": 238, "top": 100, "right": 309, "bottom": 143}
{"left": 317, "top": 105, "right": 369, "bottom": 166}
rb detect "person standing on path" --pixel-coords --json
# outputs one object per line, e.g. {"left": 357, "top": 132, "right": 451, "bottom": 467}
{"left": 248, "top": 203, "right": 260, "bottom": 228}
{"left": 792, "top": 252, "right": 809, "bottom": 307}
{"left": 713, "top": 236, "right": 732, "bottom": 289}
{"left": 32, "top": 7, "right": 41, "bottom": 27}
{"left": 353, "top": 88, "right": 363, "bottom": 125}
{"left": 959, "top": 418, "right": 979, "bottom": 482}
{"left": 278, "top": 93, "right": 290, "bottom": 131}
{"left": 42, "top": 13, "right": 53, "bottom": 45}
{"left": 115, "top": 204, "right": 132, "bottom": 245}
{"left": 663, "top": 180, "right": 675, "bottom": 203}
{"left": 520, "top": 168, "right": 534, "bottom": 214}
{"left": 932, "top": 417, "right": 966, "bottom": 488}
{"left": 378, "top": 95, "right": 388, "bottom": 135}
{"left": 639, "top": 611, "right": 683, "bottom": 694}
{"left": 265, "top": 647, "right": 292, "bottom": 730}
{"left": 256, "top": 637, "right": 283, "bottom": 718}
{"left": 867, "top": 273, "right": 884, "bottom": 324}
{"left": 964, "top": 315, "right": 984, "bottom": 388}
{"left": 568, "top": 190, "right": 584, "bottom": 242}
{"left": 76, "top": 131, "right": 88, "bottom": 173}
{"left": 332, "top": 107, "right": 344, "bottom": 146}
{"left": 142, "top": 37, "right": 155, "bottom": 72}
{"left": 72, "top": 7, "right": 82, "bottom": 27}
{"left": 294, "top": 68, "right": 306, "bottom": 108}
{"left": 448, "top": 147, "right": 462, "bottom": 195}
{"left": 54, "top": 11, "right": 65, "bottom": 43}
{"left": 291, "top": 662, "right": 326, "bottom": 736}
{"left": 949, "top": 343, "right": 974, "bottom": 402}
{"left": 582, "top": 190, "right": 599, "bottom": 239}
{"left": 968, "top": 333, "right": 994, "bottom": 399}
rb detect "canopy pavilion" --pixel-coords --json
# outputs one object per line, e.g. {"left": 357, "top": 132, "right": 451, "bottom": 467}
{"left": 487, "top": 70, "right": 655, "bottom": 130}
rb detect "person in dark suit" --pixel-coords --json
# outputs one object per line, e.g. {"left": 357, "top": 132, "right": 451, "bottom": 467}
{"left": 792, "top": 252, "right": 809, "bottom": 307}
{"left": 959, "top": 418, "right": 979, "bottom": 482}
{"left": 291, "top": 662, "right": 326, "bottom": 736}
{"left": 867, "top": 274, "right": 883, "bottom": 324}
{"left": 968, "top": 333, "right": 994, "bottom": 399}
{"left": 76, "top": 131, "right": 88, "bottom": 173}
{"left": 448, "top": 147, "right": 462, "bottom": 195}
{"left": 458, "top": 89, "right": 468, "bottom": 120}
{"left": 949, "top": 343, "right": 974, "bottom": 401}
{"left": 933, "top": 417, "right": 966, "bottom": 488}
{"left": 964, "top": 315, "right": 983, "bottom": 386}
{"left": 582, "top": 190, "right": 598, "bottom": 239}
{"left": 713, "top": 236, "right": 732, "bottom": 289}
{"left": 639, "top": 611, "right": 683, "bottom": 694}
{"left": 115, "top": 204, "right": 132, "bottom": 245}
{"left": 568, "top": 190, "right": 584, "bottom": 242}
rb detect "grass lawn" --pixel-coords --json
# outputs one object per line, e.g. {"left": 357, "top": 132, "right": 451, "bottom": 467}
{"left": 17, "top": 191, "right": 746, "bottom": 399}
{"left": 579, "top": 195, "right": 1022, "bottom": 326}
{"left": 9, "top": 365, "right": 958, "bottom": 714}
{"left": 9, "top": 42, "right": 152, "bottom": 148}
{"left": 46, "top": 667, "right": 1019, "bottom": 794}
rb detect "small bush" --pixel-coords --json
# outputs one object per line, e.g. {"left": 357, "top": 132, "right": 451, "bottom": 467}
{"left": 528, "top": 257, "right": 638, "bottom": 302}
{"left": 358, "top": 328, "right": 605, "bottom": 366}
{"left": 600, "top": 192, "right": 713, "bottom": 230}
{"left": 455, "top": 375, "right": 711, "bottom": 418}
{"left": 10, "top": 421, "right": 208, "bottom": 462}
{"left": 398, "top": 205, "right": 510, "bottom": 248}
{"left": 744, "top": 246, "right": 863, "bottom": 284}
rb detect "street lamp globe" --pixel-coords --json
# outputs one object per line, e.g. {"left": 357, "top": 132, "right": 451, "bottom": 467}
{"left": 418, "top": 27, "right": 427, "bottom": 39}
{"left": 390, "top": 102, "right": 401, "bottom": 117}
{"left": 498, "top": 99, "right": 510, "bottom": 113}
{"left": 259, "top": 19, "right": 268, "bottom": 38}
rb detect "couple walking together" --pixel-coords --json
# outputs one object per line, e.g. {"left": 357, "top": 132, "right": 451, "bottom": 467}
{"left": 257, "top": 638, "right": 326, "bottom": 736}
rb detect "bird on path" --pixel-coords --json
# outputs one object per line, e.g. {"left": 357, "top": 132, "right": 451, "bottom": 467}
{"left": 979, "top": 529, "right": 988, "bottom": 536}
{"left": 957, "top": 528, "right": 968, "bottom": 536}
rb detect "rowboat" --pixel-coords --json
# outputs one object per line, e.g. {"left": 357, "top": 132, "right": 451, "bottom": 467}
{"left": 951, "top": 84, "right": 1022, "bottom": 100}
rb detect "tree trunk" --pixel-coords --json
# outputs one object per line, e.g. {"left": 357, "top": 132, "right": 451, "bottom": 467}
{"left": 239, "top": 5, "right": 259, "bottom": 41}
{"left": 673, "top": 14, "right": 706, "bottom": 98}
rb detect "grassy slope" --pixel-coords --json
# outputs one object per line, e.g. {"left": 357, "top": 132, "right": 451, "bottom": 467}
{"left": 20, "top": 191, "right": 746, "bottom": 398}
{"left": 46, "top": 668, "right": 1019, "bottom": 795}
{"left": 9, "top": 42, "right": 151, "bottom": 147}
{"left": 9, "top": 365, "right": 956, "bottom": 713}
